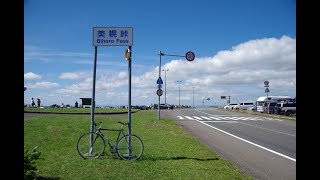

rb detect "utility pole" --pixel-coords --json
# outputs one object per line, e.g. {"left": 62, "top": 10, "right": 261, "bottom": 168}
{"left": 176, "top": 80, "right": 182, "bottom": 107}
{"left": 192, "top": 86, "right": 195, "bottom": 108}
{"left": 162, "top": 69, "right": 169, "bottom": 104}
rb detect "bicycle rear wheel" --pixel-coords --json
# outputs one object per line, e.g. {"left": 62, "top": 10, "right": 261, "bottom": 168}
{"left": 116, "top": 134, "right": 144, "bottom": 160}
{"left": 77, "top": 132, "right": 105, "bottom": 159}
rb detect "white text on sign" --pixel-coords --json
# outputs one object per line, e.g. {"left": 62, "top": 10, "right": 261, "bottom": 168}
{"left": 93, "top": 27, "right": 133, "bottom": 46}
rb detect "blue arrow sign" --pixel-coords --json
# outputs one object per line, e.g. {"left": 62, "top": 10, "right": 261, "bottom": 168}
{"left": 157, "top": 77, "right": 163, "bottom": 84}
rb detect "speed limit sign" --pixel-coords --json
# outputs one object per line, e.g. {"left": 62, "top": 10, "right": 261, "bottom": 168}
{"left": 185, "top": 51, "right": 195, "bottom": 61}
{"left": 157, "top": 89, "right": 163, "bottom": 96}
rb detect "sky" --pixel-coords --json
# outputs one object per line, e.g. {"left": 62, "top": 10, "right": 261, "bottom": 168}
{"left": 24, "top": 0, "right": 296, "bottom": 107}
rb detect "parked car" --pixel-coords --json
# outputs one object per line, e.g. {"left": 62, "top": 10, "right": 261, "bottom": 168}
{"left": 224, "top": 103, "right": 238, "bottom": 110}
{"left": 50, "top": 104, "right": 60, "bottom": 108}
{"left": 153, "top": 103, "right": 174, "bottom": 110}
{"left": 234, "top": 102, "right": 255, "bottom": 110}
{"left": 160, "top": 103, "right": 174, "bottom": 110}
{"left": 247, "top": 105, "right": 257, "bottom": 111}
{"left": 262, "top": 102, "right": 277, "bottom": 114}
{"left": 274, "top": 102, "right": 296, "bottom": 115}
{"left": 138, "top": 105, "right": 151, "bottom": 110}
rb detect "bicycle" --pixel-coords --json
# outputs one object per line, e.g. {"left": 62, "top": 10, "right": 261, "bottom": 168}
{"left": 77, "top": 121, "right": 144, "bottom": 160}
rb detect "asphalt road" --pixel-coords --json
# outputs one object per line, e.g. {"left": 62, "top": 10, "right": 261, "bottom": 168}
{"left": 160, "top": 108, "right": 296, "bottom": 180}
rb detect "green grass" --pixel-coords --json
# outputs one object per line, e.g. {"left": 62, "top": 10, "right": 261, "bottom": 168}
{"left": 24, "top": 110, "right": 252, "bottom": 179}
{"left": 24, "top": 107, "right": 139, "bottom": 114}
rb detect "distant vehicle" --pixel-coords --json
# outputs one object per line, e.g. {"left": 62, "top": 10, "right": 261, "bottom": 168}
{"left": 256, "top": 96, "right": 292, "bottom": 113}
{"left": 247, "top": 105, "right": 256, "bottom": 111}
{"left": 160, "top": 103, "right": 174, "bottom": 110}
{"left": 138, "top": 105, "right": 151, "bottom": 110}
{"left": 262, "top": 102, "right": 277, "bottom": 114}
{"left": 50, "top": 104, "right": 60, "bottom": 108}
{"left": 224, "top": 103, "right": 238, "bottom": 110}
{"left": 274, "top": 101, "right": 296, "bottom": 116}
{"left": 234, "top": 102, "right": 255, "bottom": 110}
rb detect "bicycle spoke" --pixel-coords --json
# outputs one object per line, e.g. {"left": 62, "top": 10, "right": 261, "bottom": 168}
{"left": 116, "top": 134, "right": 144, "bottom": 160}
{"left": 77, "top": 132, "right": 105, "bottom": 159}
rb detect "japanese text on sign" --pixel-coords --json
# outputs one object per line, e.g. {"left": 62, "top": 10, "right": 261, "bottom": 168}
{"left": 93, "top": 27, "right": 133, "bottom": 46}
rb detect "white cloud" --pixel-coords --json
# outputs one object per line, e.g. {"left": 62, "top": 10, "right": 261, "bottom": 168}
{"left": 128, "top": 35, "right": 296, "bottom": 105}
{"left": 25, "top": 81, "right": 59, "bottom": 89}
{"left": 59, "top": 72, "right": 90, "bottom": 80}
{"left": 24, "top": 36, "right": 296, "bottom": 106}
{"left": 24, "top": 72, "right": 42, "bottom": 80}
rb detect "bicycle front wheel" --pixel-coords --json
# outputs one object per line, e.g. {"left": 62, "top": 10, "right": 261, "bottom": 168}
{"left": 117, "top": 134, "right": 144, "bottom": 160}
{"left": 77, "top": 132, "right": 105, "bottom": 159}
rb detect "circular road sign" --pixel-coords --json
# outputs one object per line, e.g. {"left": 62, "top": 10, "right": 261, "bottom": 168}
{"left": 264, "top": 80, "right": 269, "bottom": 86}
{"left": 185, "top": 51, "right": 195, "bottom": 61}
{"left": 157, "top": 89, "right": 163, "bottom": 96}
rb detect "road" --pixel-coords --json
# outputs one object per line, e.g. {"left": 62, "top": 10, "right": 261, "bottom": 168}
{"left": 160, "top": 108, "right": 296, "bottom": 180}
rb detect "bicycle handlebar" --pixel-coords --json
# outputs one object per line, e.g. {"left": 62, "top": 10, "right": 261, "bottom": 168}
{"left": 94, "top": 121, "right": 103, "bottom": 129}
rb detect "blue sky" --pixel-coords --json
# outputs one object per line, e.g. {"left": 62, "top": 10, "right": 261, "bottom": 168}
{"left": 24, "top": 0, "right": 296, "bottom": 107}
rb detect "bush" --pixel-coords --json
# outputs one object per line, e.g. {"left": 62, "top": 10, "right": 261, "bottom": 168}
{"left": 24, "top": 146, "right": 41, "bottom": 179}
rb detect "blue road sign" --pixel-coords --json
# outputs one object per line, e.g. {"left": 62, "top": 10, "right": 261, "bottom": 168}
{"left": 157, "top": 77, "right": 163, "bottom": 84}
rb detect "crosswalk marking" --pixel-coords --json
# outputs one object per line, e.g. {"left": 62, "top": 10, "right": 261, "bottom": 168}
{"left": 209, "top": 116, "right": 223, "bottom": 120}
{"left": 193, "top": 116, "right": 203, "bottom": 120}
{"left": 203, "top": 121, "right": 238, "bottom": 123}
{"left": 200, "top": 116, "right": 212, "bottom": 120}
{"left": 185, "top": 116, "right": 194, "bottom": 120}
{"left": 177, "top": 115, "right": 264, "bottom": 122}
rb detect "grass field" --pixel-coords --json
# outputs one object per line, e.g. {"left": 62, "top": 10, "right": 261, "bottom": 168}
{"left": 24, "top": 107, "right": 139, "bottom": 114}
{"left": 24, "top": 109, "right": 252, "bottom": 179}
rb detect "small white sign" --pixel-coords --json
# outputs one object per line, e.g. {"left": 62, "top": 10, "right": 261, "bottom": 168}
{"left": 93, "top": 27, "right": 133, "bottom": 46}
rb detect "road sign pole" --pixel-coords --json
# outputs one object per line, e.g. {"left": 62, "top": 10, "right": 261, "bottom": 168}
{"left": 157, "top": 51, "right": 162, "bottom": 122}
{"left": 89, "top": 46, "right": 98, "bottom": 155}
{"left": 127, "top": 46, "right": 132, "bottom": 156}
{"left": 156, "top": 50, "right": 194, "bottom": 120}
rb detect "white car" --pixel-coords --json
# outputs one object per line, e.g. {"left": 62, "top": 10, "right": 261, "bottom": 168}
{"left": 224, "top": 103, "right": 238, "bottom": 110}
{"left": 234, "top": 102, "right": 255, "bottom": 110}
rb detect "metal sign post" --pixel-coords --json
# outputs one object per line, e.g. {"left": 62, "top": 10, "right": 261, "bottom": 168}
{"left": 157, "top": 51, "right": 162, "bottom": 122}
{"left": 90, "top": 27, "right": 133, "bottom": 156}
{"left": 157, "top": 51, "right": 195, "bottom": 121}
{"left": 127, "top": 46, "right": 132, "bottom": 156}
{"left": 89, "top": 46, "right": 98, "bottom": 154}
{"left": 90, "top": 46, "right": 98, "bottom": 133}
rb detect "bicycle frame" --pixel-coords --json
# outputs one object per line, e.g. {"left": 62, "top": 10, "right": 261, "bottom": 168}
{"left": 96, "top": 125, "right": 127, "bottom": 152}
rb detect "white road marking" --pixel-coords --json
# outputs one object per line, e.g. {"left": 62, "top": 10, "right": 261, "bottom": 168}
{"left": 200, "top": 116, "right": 212, "bottom": 120}
{"left": 195, "top": 119, "right": 296, "bottom": 162}
{"left": 209, "top": 116, "right": 223, "bottom": 120}
{"left": 177, "top": 116, "right": 184, "bottom": 119}
{"left": 177, "top": 115, "right": 264, "bottom": 121}
{"left": 203, "top": 121, "right": 238, "bottom": 123}
{"left": 185, "top": 116, "right": 194, "bottom": 120}
{"left": 187, "top": 109, "right": 296, "bottom": 162}
{"left": 193, "top": 116, "right": 203, "bottom": 120}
